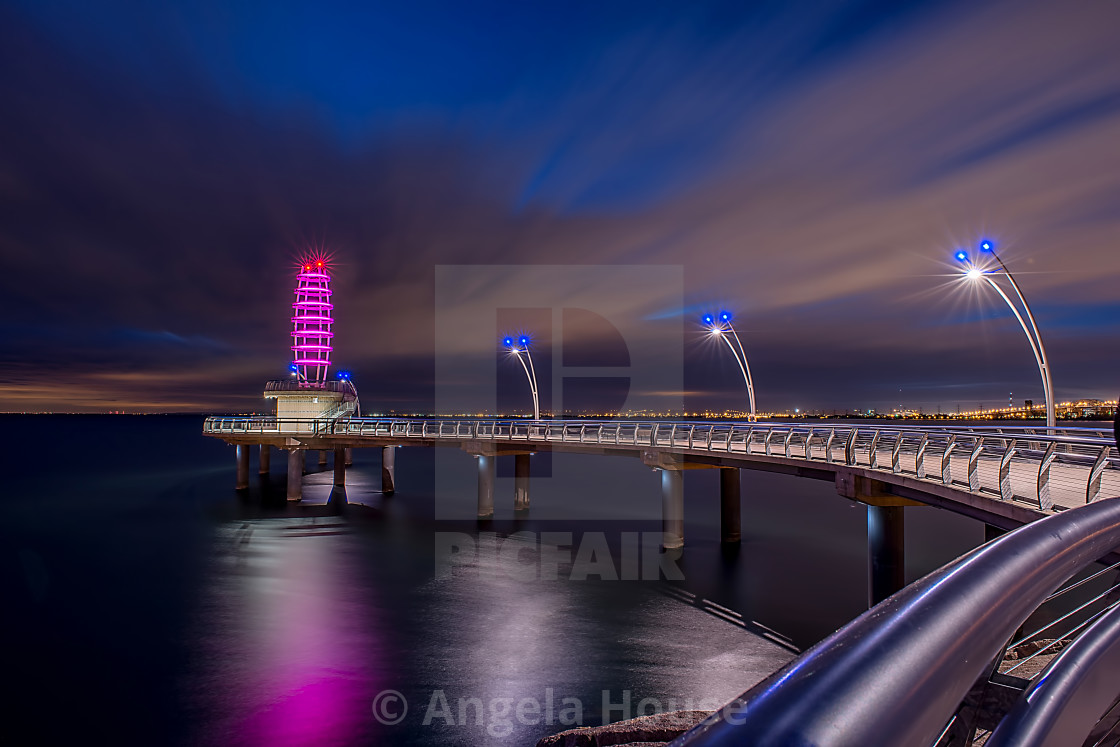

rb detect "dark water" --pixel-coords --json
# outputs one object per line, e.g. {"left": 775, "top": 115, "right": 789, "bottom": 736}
{"left": 3, "top": 415, "right": 1057, "bottom": 745}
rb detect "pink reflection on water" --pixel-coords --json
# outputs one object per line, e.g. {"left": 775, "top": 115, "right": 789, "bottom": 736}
{"left": 191, "top": 519, "right": 386, "bottom": 746}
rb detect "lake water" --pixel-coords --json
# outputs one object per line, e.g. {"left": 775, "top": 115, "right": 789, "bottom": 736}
{"left": 5, "top": 415, "right": 1094, "bottom": 745}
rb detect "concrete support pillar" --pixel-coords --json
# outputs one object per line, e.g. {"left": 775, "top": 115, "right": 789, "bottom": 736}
{"left": 318, "top": 450, "right": 328, "bottom": 468}
{"left": 381, "top": 446, "right": 396, "bottom": 495}
{"left": 514, "top": 453, "right": 531, "bottom": 512}
{"left": 235, "top": 445, "right": 250, "bottom": 490}
{"left": 720, "top": 468, "right": 742, "bottom": 544}
{"left": 286, "top": 449, "right": 303, "bottom": 502}
{"left": 334, "top": 447, "right": 346, "bottom": 488}
{"left": 259, "top": 444, "right": 270, "bottom": 474}
{"left": 984, "top": 524, "right": 1007, "bottom": 543}
{"left": 344, "top": 448, "right": 353, "bottom": 467}
{"left": 868, "top": 504, "right": 905, "bottom": 607}
{"left": 661, "top": 469, "right": 684, "bottom": 550}
{"left": 477, "top": 454, "right": 495, "bottom": 519}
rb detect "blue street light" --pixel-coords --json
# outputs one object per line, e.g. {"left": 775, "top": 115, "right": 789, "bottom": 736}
{"left": 955, "top": 240, "right": 1054, "bottom": 429}
{"left": 702, "top": 311, "right": 757, "bottom": 421}
{"left": 501, "top": 333, "right": 540, "bottom": 420}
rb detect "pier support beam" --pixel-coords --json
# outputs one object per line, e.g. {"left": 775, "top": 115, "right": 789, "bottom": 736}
{"left": 867, "top": 505, "right": 905, "bottom": 607}
{"left": 720, "top": 468, "right": 741, "bottom": 544}
{"left": 286, "top": 449, "right": 303, "bottom": 502}
{"left": 259, "top": 444, "right": 270, "bottom": 474}
{"left": 344, "top": 448, "right": 353, "bottom": 467}
{"left": 514, "top": 453, "right": 530, "bottom": 512}
{"left": 382, "top": 446, "right": 396, "bottom": 495}
{"left": 334, "top": 448, "right": 346, "bottom": 488}
{"left": 837, "top": 473, "right": 916, "bottom": 607}
{"left": 477, "top": 454, "right": 495, "bottom": 519}
{"left": 318, "top": 450, "right": 328, "bottom": 468}
{"left": 236, "top": 445, "right": 250, "bottom": 490}
{"left": 661, "top": 469, "right": 684, "bottom": 550}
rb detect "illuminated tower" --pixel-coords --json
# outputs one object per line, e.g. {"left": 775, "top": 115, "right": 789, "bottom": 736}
{"left": 291, "top": 258, "right": 333, "bottom": 385}
{"left": 265, "top": 254, "right": 358, "bottom": 432}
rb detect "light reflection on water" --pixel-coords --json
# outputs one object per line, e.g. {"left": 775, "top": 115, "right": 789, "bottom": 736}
{"left": 7, "top": 416, "right": 1070, "bottom": 745}
{"left": 186, "top": 515, "right": 795, "bottom": 746}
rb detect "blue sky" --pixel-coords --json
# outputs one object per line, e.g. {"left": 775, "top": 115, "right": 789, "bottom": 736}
{"left": 1, "top": 0, "right": 1118, "bottom": 412}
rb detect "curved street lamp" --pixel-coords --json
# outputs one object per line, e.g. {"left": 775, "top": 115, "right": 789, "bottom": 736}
{"left": 702, "top": 310, "right": 757, "bottom": 422}
{"left": 501, "top": 334, "right": 540, "bottom": 420}
{"left": 955, "top": 240, "right": 1055, "bottom": 430}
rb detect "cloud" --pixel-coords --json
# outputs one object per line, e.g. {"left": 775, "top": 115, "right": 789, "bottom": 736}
{"left": 0, "top": 0, "right": 1118, "bottom": 413}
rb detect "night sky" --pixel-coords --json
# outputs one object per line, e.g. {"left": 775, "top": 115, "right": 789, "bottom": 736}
{"left": 2, "top": 0, "right": 1118, "bottom": 414}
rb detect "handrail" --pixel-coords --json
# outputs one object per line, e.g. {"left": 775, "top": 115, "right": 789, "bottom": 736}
{"left": 202, "top": 417, "right": 1119, "bottom": 511}
{"left": 986, "top": 599, "right": 1120, "bottom": 747}
{"left": 667, "top": 496, "right": 1120, "bottom": 747}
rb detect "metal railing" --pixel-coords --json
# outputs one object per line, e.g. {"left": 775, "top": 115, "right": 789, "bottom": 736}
{"left": 667, "top": 496, "right": 1120, "bottom": 747}
{"left": 203, "top": 417, "right": 1119, "bottom": 511}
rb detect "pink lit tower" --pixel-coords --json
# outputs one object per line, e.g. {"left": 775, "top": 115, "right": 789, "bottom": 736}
{"left": 291, "top": 257, "right": 334, "bottom": 384}
{"left": 264, "top": 254, "right": 359, "bottom": 434}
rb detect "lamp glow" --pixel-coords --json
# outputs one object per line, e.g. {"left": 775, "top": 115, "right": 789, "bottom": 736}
{"left": 701, "top": 310, "right": 756, "bottom": 421}
{"left": 950, "top": 238, "right": 1055, "bottom": 429}
{"left": 500, "top": 332, "right": 540, "bottom": 419}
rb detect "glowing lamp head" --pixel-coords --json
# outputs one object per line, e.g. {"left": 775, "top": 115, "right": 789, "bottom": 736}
{"left": 502, "top": 336, "right": 514, "bottom": 348}
{"left": 980, "top": 240, "right": 993, "bottom": 252}
{"left": 518, "top": 335, "right": 530, "bottom": 348}
{"left": 954, "top": 250, "right": 968, "bottom": 263}
{"left": 719, "top": 311, "right": 732, "bottom": 323}
{"left": 701, "top": 314, "right": 714, "bottom": 326}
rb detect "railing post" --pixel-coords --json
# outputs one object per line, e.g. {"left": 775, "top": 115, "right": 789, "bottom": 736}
{"left": 765, "top": 428, "right": 774, "bottom": 457}
{"left": 1037, "top": 442, "right": 1057, "bottom": 510}
{"left": 804, "top": 428, "right": 815, "bottom": 460}
{"left": 783, "top": 429, "right": 793, "bottom": 458}
{"left": 845, "top": 429, "right": 858, "bottom": 466}
{"left": 967, "top": 439, "right": 984, "bottom": 492}
{"left": 868, "top": 430, "right": 880, "bottom": 470}
{"left": 915, "top": 434, "right": 928, "bottom": 479}
{"left": 825, "top": 430, "right": 836, "bottom": 464}
{"left": 890, "top": 434, "right": 902, "bottom": 474}
{"left": 1087, "top": 446, "right": 1111, "bottom": 504}
{"left": 942, "top": 436, "right": 957, "bottom": 485}
{"left": 998, "top": 440, "right": 1018, "bottom": 501}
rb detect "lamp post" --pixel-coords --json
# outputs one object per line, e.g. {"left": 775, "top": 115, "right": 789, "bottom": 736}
{"left": 955, "top": 240, "right": 1055, "bottom": 430}
{"left": 501, "top": 334, "right": 540, "bottom": 420}
{"left": 702, "top": 311, "right": 757, "bottom": 422}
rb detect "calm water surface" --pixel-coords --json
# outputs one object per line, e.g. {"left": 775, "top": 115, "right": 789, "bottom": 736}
{"left": 4, "top": 415, "right": 1040, "bottom": 745}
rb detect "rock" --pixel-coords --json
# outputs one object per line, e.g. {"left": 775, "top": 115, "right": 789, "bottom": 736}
{"left": 535, "top": 710, "right": 712, "bottom": 747}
